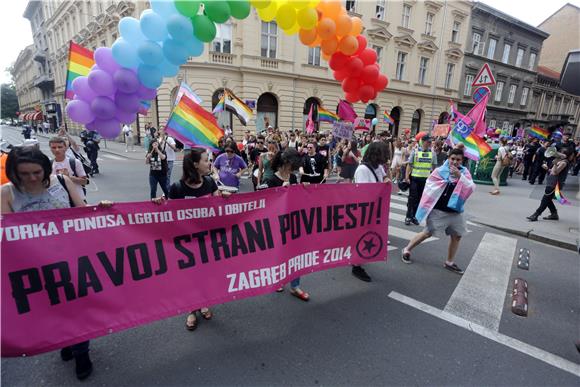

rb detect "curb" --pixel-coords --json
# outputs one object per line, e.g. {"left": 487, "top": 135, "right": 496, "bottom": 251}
{"left": 470, "top": 220, "right": 579, "bottom": 253}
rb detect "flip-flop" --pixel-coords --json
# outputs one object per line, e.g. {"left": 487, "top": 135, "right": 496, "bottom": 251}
{"left": 200, "top": 308, "right": 213, "bottom": 320}
{"left": 290, "top": 288, "right": 310, "bottom": 302}
{"left": 185, "top": 312, "right": 198, "bottom": 331}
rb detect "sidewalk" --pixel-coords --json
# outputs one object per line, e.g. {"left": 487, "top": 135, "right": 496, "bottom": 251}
{"left": 466, "top": 174, "right": 580, "bottom": 252}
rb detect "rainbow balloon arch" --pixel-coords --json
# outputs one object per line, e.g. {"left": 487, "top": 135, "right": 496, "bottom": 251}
{"left": 66, "top": 0, "right": 389, "bottom": 138}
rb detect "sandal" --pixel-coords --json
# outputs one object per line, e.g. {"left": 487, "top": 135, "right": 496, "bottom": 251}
{"left": 200, "top": 308, "right": 213, "bottom": 320}
{"left": 185, "top": 312, "right": 198, "bottom": 331}
{"left": 290, "top": 288, "right": 310, "bottom": 302}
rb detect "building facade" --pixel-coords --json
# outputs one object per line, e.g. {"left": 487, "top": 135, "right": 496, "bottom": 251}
{"left": 457, "top": 2, "right": 549, "bottom": 137}
{"left": 537, "top": 3, "right": 580, "bottom": 73}
{"left": 14, "top": 0, "right": 472, "bottom": 139}
{"left": 12, "top": 45, "right": 44, "bottom": 121}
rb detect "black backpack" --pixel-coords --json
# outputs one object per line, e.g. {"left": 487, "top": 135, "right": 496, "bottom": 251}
{"left": 70, "top": 149, "right": 93, "bottom": 177}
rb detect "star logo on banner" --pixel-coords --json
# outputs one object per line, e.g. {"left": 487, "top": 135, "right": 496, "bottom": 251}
{"left": 356, "top": 231, "right": 383, "bottom": 260}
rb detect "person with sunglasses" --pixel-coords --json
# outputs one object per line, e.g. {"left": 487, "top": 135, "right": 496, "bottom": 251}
{"left": 299, "top": 141, "right": 329, "bottom": 184}
{"left": 212, "top": 142, "right": 247, "bottom": 190}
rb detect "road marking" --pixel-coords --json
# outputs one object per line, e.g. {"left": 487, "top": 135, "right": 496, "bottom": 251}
{"left": 444, "top": 232, "right": 517, "bottom": 331}
{"left": 387, "top": 245, "right": 398, "bottom": 251}
{"left": 389, "top": 211, "right": 406, "bottom": 222}
{"left": 388, "top": 225, "right": 437, "bottom": 243}
{"left": 389, "top": 291, "right": 580, "bottom": 378}
{"left": 390, "top": 202, "right": 408, "bottom": 212}
{"left": 390, "top": 195, "right": 408, "bottom": 204}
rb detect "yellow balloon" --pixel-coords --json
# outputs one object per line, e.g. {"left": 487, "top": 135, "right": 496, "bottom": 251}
{"left": 277, "top": 5, "right": 297, "bottom": 30}
{"left": 284, "top": 22, "right": 300, "bottom": 35}
{"left": 308, "top": 0, "right": 321, "bottom": 7}
{"left": 297, "top": 7, "right": 318, "bottom": 29}
{"left": 257, "top": 1, "right": 278, "bottom": 21}
{"left": 292, "top": 0, "right": 310, "bottom": 9}
{"left": 251, "top": 0, "right": 271, "bottom": 9}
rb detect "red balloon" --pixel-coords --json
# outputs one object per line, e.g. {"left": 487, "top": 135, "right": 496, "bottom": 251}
{"left": 345, "top": 91, "right": 359, "bottom": 103}
{"left": 361, "top": 65, "right": 379, "bottom": 84}
{"left": 334, "top": 69, "right": 348, "bottom": 81}
{"left": 374, "top": 74, "right": 388, "bottom": 91}
{"left": 342, "top": 76, "right": 361, "bottom": 93}
{"left": 359, "top": 48, "right": 378, "bottom": 66}
{"left": 355, "top": 35, "right": 367, "bottom": 55}
{"left": 329, "top": 52, "right": 349, "bottom": 71}
{"left": 359, "top": 85, "right": 374, "bottom": 103}
{"left": 370, "top": 89, "right": 378, "bottom": 100}
{"left": 346, "top": 57, "right": 364, "bottom": 76}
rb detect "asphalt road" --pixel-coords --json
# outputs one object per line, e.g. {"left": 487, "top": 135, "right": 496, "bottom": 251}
{"left": 1, "top": 126, "right": 579, "bottom": 386}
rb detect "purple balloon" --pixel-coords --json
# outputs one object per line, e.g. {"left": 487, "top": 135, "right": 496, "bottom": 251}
{"left": 88, "top": 70, "right": 116, "bottom": 96}
{"left": 66, "top": 100, "right": 95, "bottom": 124}
{"left": 72, "top": 76, "right": 97, "bottom": 102}
{"left": 94, "top": 47, "right": 122, "bottom": 75}
{"left": 137, "top": 84, "right": 157, "bottom": 100}
{"left": 113, "top": 68, "right": 140, "bottom": 93}
{"left": 116, "top": 109, "right": 137, "bottom": 124}
{"left": 115, "top": 91, "right": 141, "bottom": 113}
{"left": 91, "top": 64, "right": 100, "bottom": 71}
{"left": 91, "top": 96, "right": 116, "bottom": 120}
{"left": 93, "top": 118, "right": 122, "bottom": 139}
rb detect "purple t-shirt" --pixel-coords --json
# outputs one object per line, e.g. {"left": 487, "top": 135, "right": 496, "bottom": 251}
{"left": 213, "top": 153, "right": 247, "bottom": 187}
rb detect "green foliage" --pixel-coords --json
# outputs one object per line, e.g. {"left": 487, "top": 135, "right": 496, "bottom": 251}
{"left": 1, "top": 84, "right": 19, "bottom": 119}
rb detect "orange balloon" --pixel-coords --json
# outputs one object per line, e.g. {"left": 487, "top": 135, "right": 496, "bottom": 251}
{"left": 317, "top": 0, "right": 341, "bottom": 19}
{"left": 322, "top": 52, "right": 331, "bottom": 62}
{"left": 317, "top": 17, "right": 336, "bottom": 40}
{"left": 299, "top": 28, "right": 318, "bottom": 46}
{"left": 349, "top": 16, "right": 363, "bottom": 36}
{"left": 309, "top": 35, "right": 322, "bottom": 47}
{"left": 321, "top": 36, "right": 338, "bottom": 55}
{"left": 335, "top": 15, "right": 352, "bottom": 37}
{"left": 338, "top": 35, "right": 358, "bottom": 55}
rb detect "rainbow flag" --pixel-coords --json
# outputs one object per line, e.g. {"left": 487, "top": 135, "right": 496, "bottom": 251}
{"left": 383, "top": 110, "right": 394, "bottom": 125}
{"left": 447, "top": 122, "right": 492, "bottom": 161}
{"left": 212, "top": 93, "right": 225, "bottom": 114}
{"left": 554, "top": 182, "right": 571, "bottom": 205}
{"left": 165, "top": 94, "right": 225, "bottom": 151}
{"left": 318, "top": 106, "right": 339, "bottom": 122}
{"left": 64, "top": 42, "right": 95, "bottom": 100}
{"left": 528, "top": 126, "right": 549, "bottom": 139}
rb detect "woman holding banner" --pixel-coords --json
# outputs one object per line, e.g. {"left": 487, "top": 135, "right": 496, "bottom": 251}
{"left": 153, "top": 148, "right": 231, "bottom": 330}
{"left": 264, "top": 148, "right": 311, "bottom": 301}
{"left": 1, "top": 146, "right": 113, "bottom": 380}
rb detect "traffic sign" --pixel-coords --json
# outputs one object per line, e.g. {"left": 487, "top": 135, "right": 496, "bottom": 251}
{"left": 472, "top": 63, "right": 496, "bottom": 87}
{"left": 473, "top": 86, "right": 490, "bottom": 103}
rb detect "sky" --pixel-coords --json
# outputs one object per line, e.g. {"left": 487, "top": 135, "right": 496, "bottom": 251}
{"left": 0, "top": 0, "right": 579, "bottom": 85}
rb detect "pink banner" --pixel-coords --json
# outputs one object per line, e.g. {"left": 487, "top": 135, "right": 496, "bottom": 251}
{"left": 1, "top": 183, "right": 391, "bottom": 357}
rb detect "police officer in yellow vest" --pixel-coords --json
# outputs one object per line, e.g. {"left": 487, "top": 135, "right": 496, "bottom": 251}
{"left": 404, "top": 136, "right": 436, "bottom": 225}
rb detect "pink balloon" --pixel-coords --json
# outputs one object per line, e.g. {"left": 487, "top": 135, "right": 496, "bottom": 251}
{"left": 93, "top": 118, "right": 122, "bottom": 139}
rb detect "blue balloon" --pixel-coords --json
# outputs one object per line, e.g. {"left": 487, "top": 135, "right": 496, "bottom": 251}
{"left": 138, "top": 40, "right": 164, "bottom": 66}
{"left": 138, "top": 64, "right": 162, "bottom": 89}
{"left": 150, "top": 0, "right": 178, "bottom": 18}
{"left": 112, "top": 38, "right": 140, "bottom": 69}
{"left": 119, "top": 17, "right": 145, "bottom": 44}
{"left": 184, "top": 35, "right": 204, "bottom": 57}
{"left": 159, "top": 60, "right": 179, "bottom": 77}
{"left": 163, "top": 38, "right": 188, "bottom": 66}
{"left": 371, "top": 117, "right": 378, "bottom": 126}
{"left": 167, "top": 14, "right": 194, "bottom": 41}
{"left": 140, "top": 10, "right": 168, "bottom": 42}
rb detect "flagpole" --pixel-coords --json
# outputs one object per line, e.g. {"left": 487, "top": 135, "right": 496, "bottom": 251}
{"left": 430, "top": 0, "right": 448, "bottom": 133}
{"left": 64, "top": 41, "right": 73, "bottom": 101}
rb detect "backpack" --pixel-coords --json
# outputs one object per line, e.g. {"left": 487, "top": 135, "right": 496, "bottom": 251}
{"left": 70, "top": 149, "right": 93, "bottom": 177}
{"left": 56, "top": 174, "right": 76, "bottom": 208}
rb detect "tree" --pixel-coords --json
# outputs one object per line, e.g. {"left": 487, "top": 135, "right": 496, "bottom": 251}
{"left": 1, "top": 84, "right": 19, "bottom": 119}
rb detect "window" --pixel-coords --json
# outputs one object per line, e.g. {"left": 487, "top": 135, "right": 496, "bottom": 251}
{"left": 396, "top": 51, "right": 407, "bottom": 80}
{"left": 508, "top": 84, "right": 517, "bottom": 104}
{"left": 308, "top": 47, "right": 321, "bottom": 66}
{"left": 373, "top": 45, "right": 383, "bottom": 64}
{"left": 502, "top": 43, "right": 511, "bottom": 64}
{"left": 402, "top": 4, "right": 411, "bottom": 28}
{"left": 489, "top": 119, "right": 496, "bottom": 128}
{"left": 261, "top": 21, "right": 277, "bottom": 58}
{"left": 445, "top": 63, "right": 455, "bottom": 89}
{"left": 464, "top": 75, "right": 474, "bottom": 96}
{"left": 487, "top": 38, "right": 497, "bottom": 59}
{"left": 495, "top": 81, "right": 504, "bottom": 102}
{"left": 418, "top": 57, "right": 429, "bottom": 85}
{"left": 346, "top": 0, "right": 356, "bottom": 12}
{"left": 213, "top": 22, "right": 232, "bottom": 53}
{"left": 502, "top": 121, "right": 509, "bottom": 131}
{"left": 375, "top": 0, "right": 386, "bottom": 20}
{"left": 425, "top": 13, "right": 434, "bottom": 35}
{"left": 528, "top": 52, "right": 536, "bottom": 70}
{"left": 471, "top": 32, "right": 482, "bottom": 54}
{"left": 520, "top": 88, "right": 529, "bottom": 106}
{"left": 451, "top": 22, "right": 460, "bottom": 43}
{"left": 515, "top": 48, "right": 524, "bottom": 67}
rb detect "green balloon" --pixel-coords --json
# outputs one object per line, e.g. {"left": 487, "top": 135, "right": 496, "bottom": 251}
{"left": 204, "top": 1, "right": 231, "bottom": 24}
{"left": 228, "top": 0, "right": 251, "bottom": 20}
{"left": 192, "top": 14, "right": 217, "bottom": 42}
{"left": 175, "top": 0, "right": 200, "bottom": 17}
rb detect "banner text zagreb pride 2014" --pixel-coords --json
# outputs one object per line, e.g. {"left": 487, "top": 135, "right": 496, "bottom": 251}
{"left": 1, "top": 183, "right": 391, "bottom": 357}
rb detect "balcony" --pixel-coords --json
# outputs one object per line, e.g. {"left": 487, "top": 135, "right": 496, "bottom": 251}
{"left": 260, "top": 58, "right": 278, "bottom": 69}
{"left": 210, "top": 52, "right": 235, "bottom": 65}
{"left": 33, "top": 49, "right": 47, "bottom": 63}
{"left": 33, "top": 74, "right": 55, "bottom": 90}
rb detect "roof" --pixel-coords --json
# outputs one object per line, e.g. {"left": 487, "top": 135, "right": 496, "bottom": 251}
{"left": 474, "top": 2, "right": 550, "bottom": 39}
{"left": 538, "top": 3, "right": 580, "bottom": 28}
{"left": 23, "top": 1, "right": 41, "bottom": 20}
{"left": 537, "top": 65, "right": 561, "bottom": 79}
